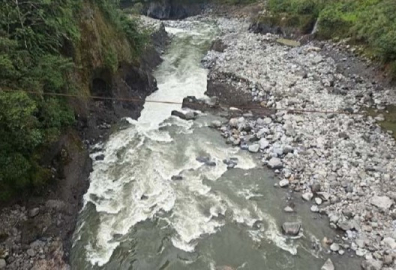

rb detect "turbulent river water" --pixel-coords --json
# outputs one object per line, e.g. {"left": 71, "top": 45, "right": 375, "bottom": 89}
{"left": 71, "top": 19, "right": 361, "bottom": 270}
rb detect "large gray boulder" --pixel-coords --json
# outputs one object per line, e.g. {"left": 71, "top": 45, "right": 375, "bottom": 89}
{"left": 321, "top": 259, "right": 335, "bottom": 270}
{"left": 282, "top": 221, "right": 301, "bottom": 236}
{"left": 370, "top": 195, "right": 393, "bottom": 211}
{"left": 267, "top": 157, "right": 283, "bottom": 169}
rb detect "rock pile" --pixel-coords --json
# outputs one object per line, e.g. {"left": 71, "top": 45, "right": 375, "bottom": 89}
{"left": 205, "top": 17, "right": 396, "bottom": 269}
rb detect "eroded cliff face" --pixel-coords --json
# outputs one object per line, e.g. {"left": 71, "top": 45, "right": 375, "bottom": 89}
{"left": 0, "top": 1, "right": 168, "bottom": 269}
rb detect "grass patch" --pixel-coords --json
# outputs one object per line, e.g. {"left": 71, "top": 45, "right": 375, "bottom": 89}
{"left": 266, "top": 0, "right": 396, "bottom": 79}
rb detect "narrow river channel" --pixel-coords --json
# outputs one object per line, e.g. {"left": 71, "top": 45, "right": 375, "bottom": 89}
{"left": 70, "top": 19, "right": 361, "bottom": 270}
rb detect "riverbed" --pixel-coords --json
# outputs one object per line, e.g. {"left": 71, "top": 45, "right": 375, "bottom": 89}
{"left": 70, "top": 18, "right": 363, "bottom": 270}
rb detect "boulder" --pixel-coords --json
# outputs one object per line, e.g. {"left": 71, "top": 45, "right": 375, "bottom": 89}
{"left": 29, "top": 208, "right": 40, "bottom": 218}
{"left": 282, "top": 222, "right": 301, "bottom": 236}
{"left": 210, "top": 39, "right": 227, "bottom": 52}
{"left": 302, "top": 192, "right": 313, "bottom": 201}
{"left": 171, "top": 175, "right": 183, "bottom": 181}
{"left": 267, "top": 158, "right": 283, "bottom": 169}
{"left": 382, "top": 237, "right": 396, "bottom": 249}
{"left": 171, "top": 110, "right": 196, "bottom": 120}
{"left": 370, "top": 196, "right": 393, "bottom": 211}
{"left": 210, "top": 120, "right": 222, "bottom": 128}
{"left": 361, "top": 259, "right": 383, "bottom": 270}
{"left": 279, "top": 179, "right": 289, "bottom": 188}
{"left": 321, "top": 259, "right": 335, "bottom": 270}
{"left": 311, "top": 181, "right": 321, "bottom": 193}
{"left": 248, "top": 144, "right": 260, "bottom": 153}
{"left": 259, "top": 138, "right": 269, "bottom": 149}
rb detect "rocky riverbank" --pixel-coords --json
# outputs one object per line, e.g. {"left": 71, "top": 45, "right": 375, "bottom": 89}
{"left": 0, "top": 18, "right": 168, "bottom": 270}
{"left": 200, "top": 16, "right": 396, "bottom": 270}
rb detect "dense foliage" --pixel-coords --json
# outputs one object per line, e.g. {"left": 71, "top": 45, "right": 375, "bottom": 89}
{"left": 267, "top": 0, "right": 396, "bottom": 77}
{"left": 0, "top": 0, "right": 147, "bottom": 200}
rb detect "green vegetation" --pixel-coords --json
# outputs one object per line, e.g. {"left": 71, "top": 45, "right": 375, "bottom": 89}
{"left": 266, "top": 0, "right": 396, "bottom": 78}
{"left": 0, "top": 0, "right": 148, "bottom": 200}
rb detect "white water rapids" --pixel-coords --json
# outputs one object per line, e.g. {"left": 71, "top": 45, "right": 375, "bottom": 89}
{"left": 70, "top": 19, "right": 361, "bottom": 270}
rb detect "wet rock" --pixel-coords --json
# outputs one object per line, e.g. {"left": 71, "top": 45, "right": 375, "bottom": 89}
{"left": 196, "top": 156, "right": 210, "bottom": 163}
{"left": 29, "top": 208, "right": 40, "bottom": 218}
{"left": 205, "top": 161, "right": 217, "bottom": 166}
{"left": 370, "top": 196, "right": 393, "bottom": 211}
{"left": 95, "top": 154, "right": 105, "bottom": 161}
{"left": 171, "top": 175, "right": 183, "bottom": 181}
{"left": 141, "top": 195, "right": 148, "bottom": 200}
{"left": 267, "top": 158, "right": 283, "bottom": 169}
{"left": 361, "top": 259, "right": 383, "bottom": 270}
{"left": 171, "top": 110, "right": 196, "bottom": 120}
{"left": 383, "top": 255, "right": 393, "bottom": 265}
{"left": 282, "top": 222, "right": 301, "bottom": 236}
{"left": 321, "top": 258, "right": 335, "bottom": 270}
{"left": 223, "top": 158, "right": 238, "bottom": 169}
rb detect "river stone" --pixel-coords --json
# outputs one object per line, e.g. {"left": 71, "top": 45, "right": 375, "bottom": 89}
{"left": 229, "top": 118, "right": 238, "bottom": 128}
{"left": 27, "top": 248, "right": 35, "bottom": 257}
{"left": 282, "top": 222, "right": 301, "bottom": 236}
{"left": 171, "top": 175, "right": 183, "bottom": 181}
{"left": 263, "top": 117, "right": 272, "bottom": 125}
{"left": 361, "top": 259, "right": 383, "bottom": 270}
{"left": 279, "top": 179, "right": 289, "bottom": 188}
{"left": 196, "top": 156, "right": 210, "bottom": 163}
{"left": 321, "top": 258, "right": 335, "bottom": 270}
{"left": 210, "top": 120, "right": 222, "bottom": 128}
{"left": 315, "top": 197, "right": 323, "bottom": 205}
{"left": 0, "top": 259, "right": 5, "bottom": 269}
{"left": 267, "top": 158, "right": 283, "bottom": 169}
{"left": 311, "top": 181, "right": 321, "bottom": 193}
{"left": 184, "top": 111, "right": 197, "bottom": 120}
{"left": 382, "top": 237, "right": 396, "bottom": 249}
{"left": 284, "top": 206, "right": 294, "bottom": 213}
{"left": 330, "top": 243, "right": 340, "bottom": 252}
{"left": 311, "top": 205, "right": 319, "bottom": 212}
{"left": 370, "top": 196, "right": 393, "bottom": 211}
{"left": 283, "top": 145, "right": 294, "bottom": 154}
{"left": 29, "top": 207, "right": 40, "bottom": 218}
{"left": 248, "top": 144, "right": 260, "bottom": 153}
{"left": 302, "top": 192, "right": 314, "bottom": 201}
{"left": 95, "top": 154, "right": 105, "bottom": 161}
{"left": 259, "top": 138, "right": 269, "bottom": 149}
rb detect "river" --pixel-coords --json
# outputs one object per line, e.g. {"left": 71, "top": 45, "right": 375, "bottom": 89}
{"left": 70, "top": 19, "right": 361, "bottom": 270}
